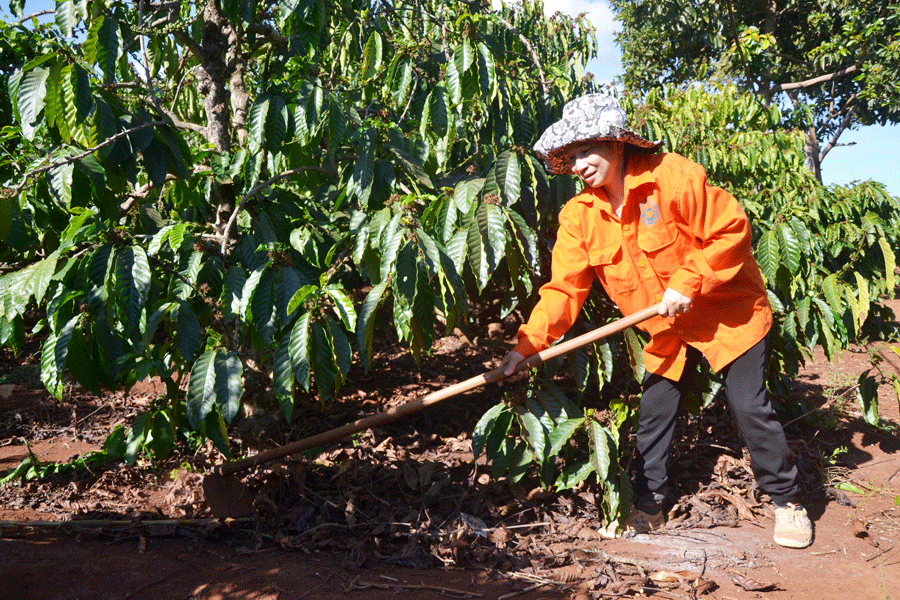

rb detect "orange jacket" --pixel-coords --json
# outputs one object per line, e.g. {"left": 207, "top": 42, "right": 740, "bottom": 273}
{"left": 513, "top": 152, "right": 772, "bottom": 381}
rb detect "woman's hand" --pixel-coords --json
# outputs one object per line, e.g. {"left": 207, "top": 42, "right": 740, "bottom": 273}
{"left": 498, "top": 350, "right": 528, "bottom": 384}
{"left": 659, "top": 287, "right": 692, "bottom": 317}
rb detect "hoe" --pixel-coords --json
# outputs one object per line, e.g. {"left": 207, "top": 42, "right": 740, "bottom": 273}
{"left": 203, "top": 303, "right": 662, "bottom": 517}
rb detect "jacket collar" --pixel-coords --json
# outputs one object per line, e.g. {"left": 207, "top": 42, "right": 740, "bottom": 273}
{"left": 573, "top": 153, "right": 660, "bottom": 210}
{"left": 624, "top": 151, "right": 660, "bottom": 198}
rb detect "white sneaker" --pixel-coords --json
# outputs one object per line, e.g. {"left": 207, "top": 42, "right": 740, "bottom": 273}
{"left": 773, "top": 503, "right": 812, "bottom": 548}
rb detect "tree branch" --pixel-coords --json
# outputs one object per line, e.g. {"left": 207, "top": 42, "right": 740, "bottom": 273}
{"left": 172, "top": 30, "right": 203, "bottom": 62}
{"left": 493, "top": 13, "right": 549, "bottom": 95}
{"left": 228, "top": 40, "right": 250, "bottom": 146}
{"left": 377, "top": 0, "right": 415, "bottom": 38}
{"left": 120, "top": 165, "right": 208, "bottom": 216}
{"left": 218, "top": 166, "right": 336, "bottom": 253}
{"left": 119, "top": 174, "right": 178, "bottom": 216}
{"left": 171, "top": 65, "right": 201, "bottom": 108}
{"left": 770, "top": 65, "right": 860, "bottom": 93}
{"left": 14, "top": 121, "right": 167, "bottom": 194}
{"left": 819, "top": 105, "right": 857, "bottom": 163}
{"left": 137, "top": 92, "right": 208, "bottom": 135}
{"left": 246, "top": 22, "right": 288, "bottom": 48}
{"left": 18, "top": 9, "right": 54, "bottom": 23}
{"left": 774, "top": 51, "right": 806, "bottom": 66}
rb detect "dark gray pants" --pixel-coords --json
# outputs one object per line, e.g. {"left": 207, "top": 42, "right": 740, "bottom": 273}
{"left": 633, "top": 335, "right": 800, "bottom": 508}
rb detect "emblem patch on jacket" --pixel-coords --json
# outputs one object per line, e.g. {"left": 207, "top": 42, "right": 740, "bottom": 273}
{"left": 640, "top": 198, "right": 661, "bottom": 226}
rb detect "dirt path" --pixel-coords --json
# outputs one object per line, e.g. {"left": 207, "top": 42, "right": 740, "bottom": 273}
{"left": 1, "top": 310, "right": 899, "bottom": 600}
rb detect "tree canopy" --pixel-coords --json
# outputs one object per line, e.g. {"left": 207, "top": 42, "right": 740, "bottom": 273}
{"left": 0, "top": 0, "right": 598, "bottom": 462}
{"left": 609, "top": 0, "right": 900, "bottom": 178}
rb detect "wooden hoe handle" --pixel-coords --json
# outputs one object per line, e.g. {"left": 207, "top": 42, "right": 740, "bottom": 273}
{"left": 215, "top": 303, "right": 662, "bottom": 477}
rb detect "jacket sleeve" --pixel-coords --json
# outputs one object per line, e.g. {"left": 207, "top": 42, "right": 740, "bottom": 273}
{"left": 665, "top": 163, "right": 755, "bottom": 300}
{"left": 513, "top": 208, "right": 596, "bottom": 357}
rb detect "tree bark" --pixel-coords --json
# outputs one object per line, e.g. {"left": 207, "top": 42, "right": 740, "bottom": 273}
{"left": 230, "top": 58, "right": 249, "bottom": 147}
{"left": 804, "top": 126, "right": 822, "bottom": 181}
{"left": 192, "top": 0, "right": 242, "bottom": 233}
{"left": 197, "top": 0, "right": 235, "bottom": 153}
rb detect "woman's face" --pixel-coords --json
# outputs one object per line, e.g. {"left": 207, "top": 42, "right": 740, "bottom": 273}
{"left": 569, "top": 141, "right": 622, "bottom": 189}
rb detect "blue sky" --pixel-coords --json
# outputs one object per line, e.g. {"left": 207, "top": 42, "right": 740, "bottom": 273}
{"left": 10, "top": 0, "right": 898, "bottom": 196}
{"left": 535, "top": 0, "right": 900, "bottom": 197}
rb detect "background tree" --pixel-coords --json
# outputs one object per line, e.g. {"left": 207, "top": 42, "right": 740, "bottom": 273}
{"left": 609, "top": 0, "right": 900, "bottom": 178}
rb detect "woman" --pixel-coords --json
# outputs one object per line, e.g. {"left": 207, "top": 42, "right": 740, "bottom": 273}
{"left": 498, "top": 94, "right": 812, "bottom": 549}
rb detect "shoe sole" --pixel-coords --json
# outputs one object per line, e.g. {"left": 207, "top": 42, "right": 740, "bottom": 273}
{"left": 773, "top": 534, "right": 812, "bottom": 549}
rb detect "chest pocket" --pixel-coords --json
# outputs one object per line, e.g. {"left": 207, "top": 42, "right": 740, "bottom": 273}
{"left": 589, "top": 247, "right": 637, "bottom": 294}
{"left": 637, "top": 219, "right": 681, "bottom": 279}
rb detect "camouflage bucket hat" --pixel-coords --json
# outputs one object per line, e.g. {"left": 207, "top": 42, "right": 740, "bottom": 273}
{"left": 533, "top": 94, "right": 662, "bottom": 175}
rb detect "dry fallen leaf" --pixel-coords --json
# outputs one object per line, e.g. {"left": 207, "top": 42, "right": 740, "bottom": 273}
{"left": 650, "top": 570, "right": 679, "bottom": 583}
{"left": 487, "top": 525, "right": 510, "bottom": 545}
{"left": 650, "top": 570, "right": 700, "bottom": 583}
{"left": 650, "top": 570, "right": 717, "bottom": 594}
{"left": 548, "top": 564, "right": 585, "bottom": 583}
{"left": 693, "top": 577, "right": 717, "bottom": 595}
{"left": 731, "top": 573, "right": 778, "bottom": 591}
{"left": 853, "top": 518, "right": 879, "bottom": 547}
{"left": 608, "top": 576, "right": 648, "bottom": 595}
{"left": 576, "top": 526, "right": 605, "bottom": 540}
{"left": 700, "top": 489, "right": 756, "bottom": 521}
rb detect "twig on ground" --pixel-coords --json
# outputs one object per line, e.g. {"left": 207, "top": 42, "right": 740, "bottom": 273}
{"left": 679, "top": 530, "right": 762, "bottom": 560}
{"left": 473, "top": 568, "right": 566, "bottom": 594}
{"left": 498, "top": 582, "right": 547, "bottom": 600}
{"left": 295, "top": 571, "right": 336, "bottom": 600}
{"left": 865, "top": 545, "right": 895, "bottom": 562}
{"left": 75, "top": 402, "right": 115, "bottom": 426}
{"left": 437, "top": 465, "right": 478, "bottom": 531}
{"left": 688, "top": 442, "right": 741, "bottom": 454}
{"left": 0, "top": 517, "right": 251, "bottom": 529}
{"left": 343, "top": 579, "right": 482, "bottom": 598}
{"left": 887, "top": 466, "right": 900, "bottom": 482}
{"left": 497, "top": 571, "right": 558, "bottom": 585}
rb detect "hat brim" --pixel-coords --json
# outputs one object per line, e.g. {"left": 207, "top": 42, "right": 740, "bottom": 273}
{"left": 538, "top": 127, "right": 662, "bottom": 175}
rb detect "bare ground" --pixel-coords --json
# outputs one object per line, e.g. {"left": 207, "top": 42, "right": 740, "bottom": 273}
{"left": 1, "top": 302, "right": 899, "bottom": 600}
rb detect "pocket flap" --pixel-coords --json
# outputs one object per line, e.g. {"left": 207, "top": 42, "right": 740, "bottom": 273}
{"left": 637, "top": 223, "right": 676, "bottom": 253}
{"left": 588, "top": 248, "right": 615, "bottom": 266}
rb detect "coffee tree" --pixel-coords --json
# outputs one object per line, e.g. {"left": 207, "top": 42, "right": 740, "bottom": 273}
{"left": 0, "top": 0, "right": 596, "bottom": 461}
